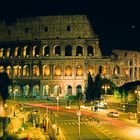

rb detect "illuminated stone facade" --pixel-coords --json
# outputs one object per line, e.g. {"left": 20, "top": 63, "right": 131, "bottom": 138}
{"left": 0, "top": 15, "right": 139, "bottom": 97}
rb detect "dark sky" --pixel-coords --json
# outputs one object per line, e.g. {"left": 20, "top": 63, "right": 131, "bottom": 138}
{"left": 0, "top": 0, "right": 139, "bottom": 55}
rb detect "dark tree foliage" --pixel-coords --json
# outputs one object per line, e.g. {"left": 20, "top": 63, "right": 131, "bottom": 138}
{"left": 85, "top": 72, "right": 117, "bottom": 101}
{"left": 119, "top": 80, "right": 140, "bottom": 97}
{"left": 86, "top": 72, "right": 94, "bottom": 101}
{"left": 93, "top": 74, "right": 102, "bottom": 100}
{"left": 120, "top": 80, "right": 140, "bottom": 91}
{"left": 101, "top": 78, "right": 117, "bottom": 95}
{"left": 0, "top": 72, "right": 11, "bottom": 103}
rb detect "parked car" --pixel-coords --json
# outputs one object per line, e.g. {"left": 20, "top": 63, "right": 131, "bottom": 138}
{"left": 107, "top": 112, "right": 119, "bottom": 118}
{"left": 96, "top": 104, "right": 107, "bottom": 109}
{"left": 36, "top": 95, "right": 50, "bottom": 100}
{"left": 41, "top": 96, "right": 48, "bottom": 100}
{"left": 36, "top": 96, "right": 42, "bottom": 100}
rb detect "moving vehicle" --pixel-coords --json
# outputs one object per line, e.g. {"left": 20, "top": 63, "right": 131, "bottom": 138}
{"left": 107, "top": 112, "right": 119, "bottom": 117}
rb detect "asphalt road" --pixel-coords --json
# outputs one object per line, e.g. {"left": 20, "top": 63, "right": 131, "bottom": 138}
{"left": 23, "top": 102, "right": 140, "bottom": 140}
{"left": 58, "top": 111, "right": 112, "bottom": 140}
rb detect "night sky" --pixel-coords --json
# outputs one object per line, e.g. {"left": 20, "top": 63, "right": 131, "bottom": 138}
{"left": 0, "top": 0, "right": 138, "bottom": 55}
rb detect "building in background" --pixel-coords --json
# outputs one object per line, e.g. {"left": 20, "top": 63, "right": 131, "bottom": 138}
{"left": 0, "top": 15, "right": 139, "bottom": 97}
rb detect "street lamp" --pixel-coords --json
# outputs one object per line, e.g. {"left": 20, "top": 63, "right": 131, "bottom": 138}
{"left": 13, "top": 89, "right": 18, "bottom": 101}
{"left": 13, "top": 89, "right": 18, "bottom": 117}
{"left": 56, "top": 96, "right": 59, "bottom": 135}
{"left": 102, "top": 84, "right": 110, "bottom": 103}
{"left": 135, "top": 89, "right": 140, "bottom": 123}
{"left": 77, "top": 109, "right": 81, "bottom": 140}
{"left": 77, "top": 92, "right": 82, "bottom": 140}
{"left": 13, "top": 90, "right": 15, "bottom": 101}
{"left": 46, "top": 107, "right": 49, "bottom": 130}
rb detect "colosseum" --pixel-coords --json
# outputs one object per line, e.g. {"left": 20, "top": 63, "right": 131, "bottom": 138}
{"left": 0, "top": 15, "right": 139, "bottom": 98}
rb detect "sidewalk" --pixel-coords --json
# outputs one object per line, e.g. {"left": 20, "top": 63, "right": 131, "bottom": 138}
{"left": 16, "top": 126, "right": 49, "bottom": 140}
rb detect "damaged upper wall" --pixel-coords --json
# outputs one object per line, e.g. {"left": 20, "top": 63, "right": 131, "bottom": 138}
{"left": 0, "top": 15, "right": 98, "bottom": 41}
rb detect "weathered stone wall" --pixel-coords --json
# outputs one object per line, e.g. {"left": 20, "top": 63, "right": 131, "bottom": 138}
{"left": 0, "top": 15, "right": 96, "bottom": 41}
{"left": 0, "top": 15, "right": 140, "bottom": 96}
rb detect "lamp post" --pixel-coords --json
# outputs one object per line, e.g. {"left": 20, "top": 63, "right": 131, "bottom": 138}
{"left": 77, "top": 92, "right": 82, "bottom": 140}
{"left": 135, "top": 89, "right": 140, "bottom": 123}
{"left": 46, "top": 107, "right": 49, "bottom": 130}
{"left": 13, "top": 89, "right": 17, "bottom": 117}
{"left": 77, "top": 109, "right": 81, "bottom": 140}
{"left": 56, "top": 96, "right": 59, "bottom": 135}
{"left": 13, "top": 90, "right": 15, "bottom": 101}
{"left": 102, "top": 84, "right": 110, "bottom": 103}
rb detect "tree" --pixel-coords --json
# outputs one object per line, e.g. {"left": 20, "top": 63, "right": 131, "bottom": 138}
{"left": 101, "top": 78, "right": 117, "bottom": 95}
{"left": 93, "top": 74, "right": 103, "bottom": 100}
{"left": 0, "top": 72, "right": 11, "bottom": 104}
{"left": 85, "top": 72, "right": 118, "bottom": 102}
{"left": 118, "top": 81, "right": 140, "bottom": 103}
{"left": 65, "top": 92, "right": 84, "bottom": 105}
{"left": 85, "top": 72, "right": 94, "bottom": 101}
{"left": 0, "top": 73, "right": 11, "bottom": 138}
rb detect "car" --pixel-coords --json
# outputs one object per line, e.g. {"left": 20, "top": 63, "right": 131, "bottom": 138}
{"left": 41, "top": 96, "right": 48, "bottom": 100}
{"left": 107, "top": 112, "right": 119, "bottom": 118}
{"left": 96, "top": 104, "right": 107, "bottom": 109}
{"left": 36, "top": 96, "right": 42, "bottom": 100}
{"left": 36, "top": 95, "right": 50, "bottom": 100}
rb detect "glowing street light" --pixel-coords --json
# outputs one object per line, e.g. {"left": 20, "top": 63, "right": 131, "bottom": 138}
{"left": 102, "top": 84, "right": 110, "bottom": 103}
{"left": 13, "top": 89, "right": 18, "bottom": 101}
{"left": 56, "top": 96, "right": 59, "bottom": 135}
{"left": 77, "top": 92, "right": 82, "bottom": 140}
{"left": 77, "top": 110, "right": 81, "bottom": 140}
{"left": 13, "top": 89, "right": 18, "bottom": 117}
{"left": 134, "top": 86, "right": 140, "bottom": 123}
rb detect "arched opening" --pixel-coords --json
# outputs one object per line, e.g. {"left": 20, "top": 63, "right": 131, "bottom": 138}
{"left": 33, "top": 46, "right": 40, "bottom": 57}
{"left": 8, "top": 86, "right": 12, "bottom": 97}
{"left": 124, "top": 68, "right": 129, "bottom": 76}
{"left": 99, "top": 65, "right": 103, "bottom": 74}
{"left": 54, "top": 65, "right": 61, "bottom": 76}
{"left": 54, "top": 45, "right": 61, "bottom": 56}
{"left": 14, "top": 65, "right": 21, "bottom": 77}
{"left": 76, "top": 85, "right": 82, "bottom": 93}
{"left": 0, "top": 66, "right": 4, "bottom": 73}
{"left": 7, "top": 48, "right": 12, "bottom": 58}
{"left": 134, "top": 67, "right": 137, "bottom": 79}
{"left": 15, "top": 47, "right": 21, "bottom": 57}
{"left": 23, "top": 85, "right": 30, "bottom": 97}
{"left": 76, "top": 65, "right": 83, "bottom": 76}
{"left": 43, "top": 45, "right": 50, "bottom": 56}
{"left": 114, "top": 65, "right": 120, "bottom": 75}
{"left": 23, "top": 46, "right": 30, "bottom": 57}
{"left": 99, "top": 65, "right": 106, "bottom": 75}
{"left": 53, "top": 85, "right": 61, "bottom": 96}
{"left": 33, "top": 65, "right": 40, "bottom": 76}
{"left": 0, "top": 48, "right": 4, "bottom": 58}
{"left": 65, "top": 65, "right": 72, "bottom": 76}
{"left": 76, "top": 46, "right": 83, "bottom": 56}
{"left": 43, "top": 65, "right": 50, "bottom": 76}
{"left": 65, "top": 46, "right": 72, "bottom": 56}
{"left": 130, "top": 68, "right": 133, "bottom": 77}
{"left": 23, "top": 65, "right": 29, "bottom": 76}
{"left": 43, "top": 85, "right": 49, "bottom": 96}
{"left": 13, "top": 85, "right": 21, "bottom": 97}
{"left": 87, "top": 45, "right": 94, "bottom": 56}
{"left": 67, "top": 85, "right": 72, "bottom": 94}
{"left": 88, "top": 65, "right": 95, "bottom": 76}
{"left": 32, "top": 85, "right": 40, "bottom": 97}
{"left": 6, "top": 66, "right": 12, "bottom": 77}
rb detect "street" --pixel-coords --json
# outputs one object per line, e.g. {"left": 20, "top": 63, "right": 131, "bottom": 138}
{"left": 25, "top": 102, "right": 140, "bottom": 140}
